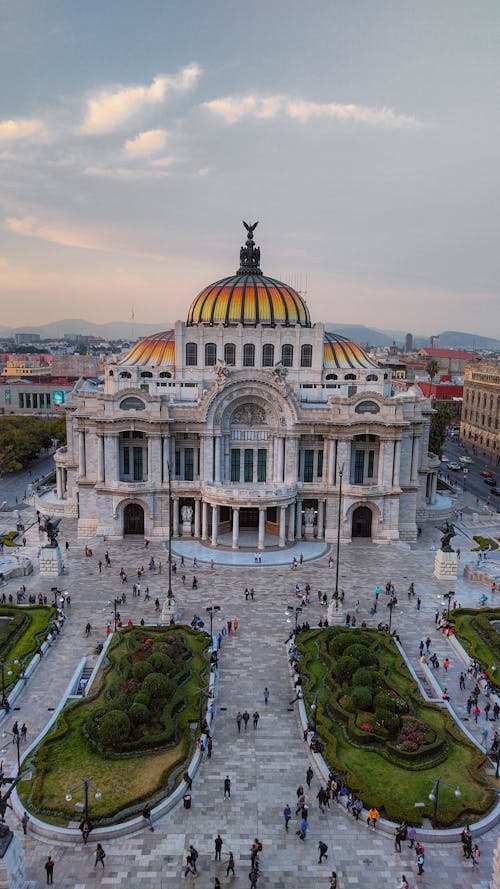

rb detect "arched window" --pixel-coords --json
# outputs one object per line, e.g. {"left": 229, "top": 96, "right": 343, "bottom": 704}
{"left": 355, "top": 400, "right": 380, "bottom": 414}
{"left": 140, "top": 371, "right": 153, "bottom": 378}
{"left": 345, "top": 373, "right": 356, "bottom": 380}
{"left": 119, "top": 371, "right": 131, "bottom": 379}
{"left": 282, "top": 344, "right": 294, "bottom": 367}
{"left": 224, "top": 343, "right": 236, "bottom": 365}
{"left": 109, "top": 370, "right": 114, "bottom": 377}
{"left": 205, "top": 342, "right": 217, "bottom": 366}
{"left": 366, "top": 374, "right": 378, "bottom": 381}
{"left": 159, "top": 371, "right": 171, "bottom": 378}
{"left": 120, "top": 397, "right": 145, "bottom": 411}
{"left": 300, "top": 344, "right": 313, "bottom": 367}
{"left": 243, "top": 343, "right": 255, "bottom": 367}
{"left": 185, "top": 342, "right": 197, "bottom": 366}
{"left": 326, "top": 373, "right": 338, "bottom": 380}
{"left": 262, "top": 343, "right": 274, "bottom": 367}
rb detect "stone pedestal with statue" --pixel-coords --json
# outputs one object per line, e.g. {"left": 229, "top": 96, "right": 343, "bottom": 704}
{"left": 0, "top": 828, "right": 26, "bottom": 889}
{"left": 433, "top": 520, "right": 458, "bottom": 580}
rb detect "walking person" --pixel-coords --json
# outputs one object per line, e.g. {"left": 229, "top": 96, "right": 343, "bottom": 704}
{"left": 224, "top": 775, "right": 231, "bottom": 799}
{"left": 95, "top": 843, "right": 106, "bottom": 868}
{"left": 318, "top": 841, "right": 328, "bottom": 863}
{"left": 306, "top": 765, "right": 314, "bottom": 787}
{"left": 472, "top": 844, "right": 480, "bottom": 868}
{"left": 214, "top": 833, "right": 223, "bottom": 861}
{"left": 236, "top": 710, "right": 242, "bottom": 733}
{"left": 283, "top": 803, "right": 292, "bottom": 830}
{"left": 44, "top": 855, "right": 55, "bottom": 884}
{"left": 225, "top": 851, "right": 235, "bottom": 877}
{"left": 263, "top": 686, "right": 270, "bottom": 705}
{"left": 253, "top": 710, "right": 260, "bottom": 729}
{"left": 242, "top": 709, "right": 250, "bottom": 730}
{"left": 142, "top": 802, "right": 154, "bottom": 831}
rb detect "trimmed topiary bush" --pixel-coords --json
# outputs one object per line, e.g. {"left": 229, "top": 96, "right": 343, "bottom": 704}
{"left": 129, "top": 703, "right": 149, "bottom": 725}
{"left": 333, "top": 655, "right": 358, "bottom": 682}
{"left": 352, "top": 667, "right": 375, "bottom": 687}
{"left": 98, "top": 710, "right": 131, "bottom": 747}
{"left": 142, "top": 672, "right": 171, "bottom": 700}
{"left": 344, "top": 644, "right": 375, "bottom": 666}
{"left": 374, "top": 707, "right": 400, "bottom": 735}
{"left": 132, "top": 661, "right": 154, "bottom": 682}
{"left": 133, "top": 691, "right": 151, "bottom": 707}
{"left": 351, "top": 686, "right": 373, "bottom": 710}
{"left": 149, "top": 653, "right": 172, "bottom": 673}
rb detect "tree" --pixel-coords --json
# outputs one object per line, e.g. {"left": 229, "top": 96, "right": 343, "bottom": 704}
{"left": 0, "top": 416, "right": 66, "bottom": 475}
{"left": 429, "top": 402, "right": 451, "bottom": 455}
{"left": 425, "top": 359, "right": 440, "bottom": 384}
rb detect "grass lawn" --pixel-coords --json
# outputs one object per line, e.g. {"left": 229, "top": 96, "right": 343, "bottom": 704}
{"left": 0, "top": 605, "right": 54, "bottom": 692}
{"left": 19, "top": 625, "right": 210, "bottom": 825}
{"left": 297, "top": 627, "right": 498, "bottom": 827}
{"left": 450, "top": 608, "right": 500, "bottom": 690}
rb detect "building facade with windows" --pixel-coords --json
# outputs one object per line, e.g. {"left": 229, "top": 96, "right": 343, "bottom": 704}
{"left": 460, "top": 361, "right": 500, "bottom": 458}
{"left": 53, "top": 225, "right": 437, "bottom": 546}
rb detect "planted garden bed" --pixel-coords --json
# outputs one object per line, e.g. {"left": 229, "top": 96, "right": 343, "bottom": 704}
{"left": 19, "top": 625, "right": 210, "bottom": 825}
{"left": 450, "top": 608, "right": 500, "bottom": 690}
{"left": 0, "top": 605, "right": 54, "bottom": 692}
{"left": 297, "top": 627, "right": 496, "bottom": 827}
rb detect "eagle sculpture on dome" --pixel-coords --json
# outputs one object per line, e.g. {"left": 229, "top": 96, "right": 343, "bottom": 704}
{"left": 238, "top": 221, "right": 262, "bottom": 274}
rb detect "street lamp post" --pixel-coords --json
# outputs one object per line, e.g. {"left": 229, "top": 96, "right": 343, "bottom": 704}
{"left": 334, "top": 463, "right": 345, "bottom": 598}
{"left": 287, "top": 605, "right": 303, "bottom": 632}
{"left": 428, "top": 777, "right": 461, "bottom": 827}
{"left": 206, "top": 605, "right": 221, "bottom": 642}
{"left": 65, "top": 778, "right": 102, "bottom": 823}
{"left": 443, "top": 591, "right": 454, "bottom": 619}
{"left": 166, "top": 461, "right": 173, "bottom": 599}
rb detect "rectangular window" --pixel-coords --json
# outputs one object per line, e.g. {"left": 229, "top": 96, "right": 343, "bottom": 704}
{"left": 175, "top": 450, "right": 181, "bottom": 477}
{"left": 367, "top": 450, "right": 375, "bottom": 478}
{"left": 39, "top": 393, "right": 45, "bottom": 407}
{"left": 123, "top": 447, "right": 130, "bottom": 475}
{"left": 18, "top": 393, "right": 24, "bottom": 408}
{"left": 46, "top": 393, "right": 51, "bottom": 406}
{"left": 354, "top": 450, "right": 364, "bottom": 484}
{"left": 348, "top": 385, "right": 357, "bottom": 397}
{"left": 303, "top": 449, "right": 314, "bottom": 483}
{"left": 317, "top": 450, "right": 323, "bottom": 478}
{"left": 244, "top": 448, "right": 253, "bottom": 482}
{"left": 133, "top": 447, "right": 143, "bottom": 481}
{"left": 5, "top": 389, "right": 11, "bottom": 405}
{"left": 230, "top": 449, "right": 240, "bottom": 482}
{"left": 25, "top": 393, "right": 32, "bottom": 409}
{"left": 185, "top": 447, "right": 194, "bottom": 481}
{"left": 257, "top": 448, "right": 267, "bottom": 482}
{"left": 32, "top": 393, "right": 38, "bottom": 408}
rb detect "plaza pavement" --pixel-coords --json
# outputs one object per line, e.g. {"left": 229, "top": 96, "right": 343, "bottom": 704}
{"left": 0, "top": 501, "right": 499, "bottom": 889}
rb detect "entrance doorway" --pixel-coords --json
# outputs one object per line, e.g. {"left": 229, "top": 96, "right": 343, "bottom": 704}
{"left": 240, "top": 508, "right": 259, "bottom": 528}
{"left": 352, "top": 506, "right": 372, "bottom": 538}
{"left": 124, "top": 503, "right": 144, "bottom": 535}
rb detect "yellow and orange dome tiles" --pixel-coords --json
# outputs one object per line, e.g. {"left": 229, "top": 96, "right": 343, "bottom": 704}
{"left": 118, "top": 330, "right": 175, "bottom": 366}
{"left": 186, "top": 274, "right": 311, "bottom": 328}
{"left": 323, "top": 332, "right": 378, "bottom": 370}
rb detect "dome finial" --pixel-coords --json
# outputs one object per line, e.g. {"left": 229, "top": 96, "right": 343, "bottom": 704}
{"left": 238, "top": 220, "right": 262, "bottom": 275}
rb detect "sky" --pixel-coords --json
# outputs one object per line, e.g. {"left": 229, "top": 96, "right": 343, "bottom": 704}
{"left": 0, "top": 0, "right": 498, "bottom": 337}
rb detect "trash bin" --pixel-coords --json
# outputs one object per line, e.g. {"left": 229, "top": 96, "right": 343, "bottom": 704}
{"left": 183, "top": 794, "right": 192, "bottom": 809}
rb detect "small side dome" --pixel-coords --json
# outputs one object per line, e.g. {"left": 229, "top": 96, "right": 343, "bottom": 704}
{"left": 119, "top": 330, "right": 175, "bottom": 366}
{"left": 323, "top": 332, "right": 378, "bottom": 370}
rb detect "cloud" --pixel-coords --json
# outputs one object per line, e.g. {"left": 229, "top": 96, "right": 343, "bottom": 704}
{"left": 81, "top": 63, "right": 201, "bottom": 134}
{"left": 125, "top": 128, "right": 167, "bottom": 157}
{"left": 0, "top": 118, "right": 43, "bottom": 141}
{"left": 5, "top": 215, "right": 101, "bottom": 250}
{"left": 203, "top": 93, "right": 420, "bottom": 128}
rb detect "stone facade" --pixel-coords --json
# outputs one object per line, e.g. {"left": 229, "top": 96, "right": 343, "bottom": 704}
{"left": 460, "top": 360, "right": 500, "bottom": 459}
{"left": 51, "top": 228, "right": 438, "bottom": 548}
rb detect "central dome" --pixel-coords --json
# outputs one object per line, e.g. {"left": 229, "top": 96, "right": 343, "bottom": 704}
{"left": 187, "top": 222, "right": 311, "bottom": 328}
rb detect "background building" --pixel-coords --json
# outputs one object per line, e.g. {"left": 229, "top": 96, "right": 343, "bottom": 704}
{"left": 51, "top": 226, "right": 441, "bottom": 545}
{"left": 460, "top": 361, "right": 500, "bottom": 458}
{"left": 404, "top": 333, "right": 413, "bottom": 353}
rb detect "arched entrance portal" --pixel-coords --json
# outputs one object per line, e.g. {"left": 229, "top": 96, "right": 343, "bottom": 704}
{"left": 124, "top": 503, "right": 144, "bottom": 535}
{"left": 352, "top": 506, "right": 372, "bottom": 538}
{"left": 240, "top": 508, "right": 259, "bottom": 528}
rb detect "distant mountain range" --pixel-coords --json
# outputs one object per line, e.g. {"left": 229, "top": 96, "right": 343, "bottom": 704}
{"left": 0, "top": 319, "right": 498, "bottom": 351}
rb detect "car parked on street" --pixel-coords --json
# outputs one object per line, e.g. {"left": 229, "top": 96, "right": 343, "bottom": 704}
{"left": 448, "top": 463, "right": 461, "bottom": 471}
{"left": 480, "top": 470, "right": 493, "bottom": 478}
{"left": 484, "top": 477, "right": 497, "bottom": 487}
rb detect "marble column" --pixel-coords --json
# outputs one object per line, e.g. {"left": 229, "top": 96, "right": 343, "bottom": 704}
{"left": 317, "top": 499, "right": 325, "bottom": 539}
{"left": 258, "top": 508, "right": 266, "bottom": 550}
{"left": 147, "top": 437, "right": 153, "bottom": 482}
{"left": 78, "top": 430, "right": 86, "bottom": 477}
{"left": 173, "top": 498, "right": 179, "bottom": 537}
{"left": 392, "top": 440, "right": 401, "bottom": 487}
{"left": 211, "top": 505, "right": 219, "bottom": 546}
{"left": 232, "top": 507, "right": 239, "bottom": 549}
{"left": 411, "top": 436, "right": 420, "bottom": 483}
{"left": 162, "top": 435, "right": 170, "bottom": 482}
{"left": 97, "top": 434, "right": 105, "bottom": 483}
{"left": 56, "top": 467, "right": 63, "bottom": 499}
{"left": 279, "top": 505, "right": 286, "bottom": 547}
{"left": 214, "top": 436, "right": 222, "bottom": 483}
{"left": 277, "top": 437, "right": 284, "bottom": 483}
{"left": 114, "top": 435, "right": 120, "bottom": 481}
{"left": 288, "top": 501, "right": 296, "bottom": 542}
{"left": 295, "top": 499, "right": 302, "bottom": 538}
{"left": 194, "top": 499, "right": 201, "bottom": 538}
{"left": 180, "top": 448, "right": 185, "bottom": 481}
{"left": 202, "top": 501, "right": 209, "bottom": 540}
